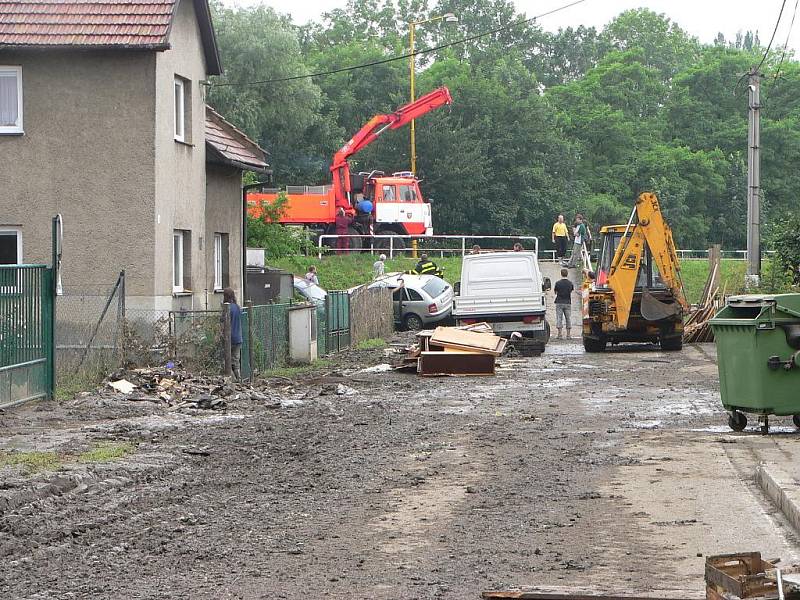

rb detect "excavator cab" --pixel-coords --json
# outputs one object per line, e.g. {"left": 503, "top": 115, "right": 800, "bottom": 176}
{"left": 583, "top": 193, "right": 688, "bottom": 353}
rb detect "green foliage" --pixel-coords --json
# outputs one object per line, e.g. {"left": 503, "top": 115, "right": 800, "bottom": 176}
{"left": 211, "top": 0, "right": 800, "bottom": 252}
{"left": 78, "top": 443, "right": 135, "bottom": 464}
{"left": 355, "top": 338, "right": 388, "bottom": 350}
{"left": 247, "top": 192, "right": 314, "bottom": 258}
{"left": 771, "top": 214, "right": 800, "bottom": 286}
{"left": 0, "top": 451, "right": 60, "bottom": 473}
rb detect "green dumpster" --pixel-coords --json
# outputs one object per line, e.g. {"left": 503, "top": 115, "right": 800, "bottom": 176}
{"left": 709, "top": 294, "right": 800, "bottom": 433}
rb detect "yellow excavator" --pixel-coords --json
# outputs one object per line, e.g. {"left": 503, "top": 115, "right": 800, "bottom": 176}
{"left": 581, "top": 192, "right": 689, "bottom": 352}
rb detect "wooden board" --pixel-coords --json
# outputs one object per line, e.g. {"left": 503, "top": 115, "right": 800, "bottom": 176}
{"left": 430, "top": 326, "right": 506, "bottom": 355}
{"left": 418, "top": 351, "right": 495, "bottom": 376}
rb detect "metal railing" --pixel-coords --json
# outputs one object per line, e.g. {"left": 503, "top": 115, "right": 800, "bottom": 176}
{"left": 317, "top": 234, "right": 540, "bottom": 259}
{"left": 675, "top": 250, "right": 777, "bottom": 260}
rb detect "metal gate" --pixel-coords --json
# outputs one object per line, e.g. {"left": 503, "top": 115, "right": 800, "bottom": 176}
{"left": 0, "top": 265, "right": 55, "bottom": 408}
{"left": 325, "top": 291, "right": 351, "bottom": 353}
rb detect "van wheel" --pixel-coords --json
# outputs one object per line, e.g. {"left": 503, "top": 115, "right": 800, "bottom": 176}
{"left": 583, "top": 336, "right": 607, "bottom": 352}
{"left": 403, "top": 313, "right": 424, "bottom": 331}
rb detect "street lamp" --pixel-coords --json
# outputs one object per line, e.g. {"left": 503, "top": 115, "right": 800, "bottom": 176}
{"left": 408, "top": 12, "right": 458, "bottom": 175}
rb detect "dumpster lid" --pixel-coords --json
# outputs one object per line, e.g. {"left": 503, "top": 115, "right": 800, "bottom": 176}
{"left": 727, "top": 293, "right": 800, "bottom": 317}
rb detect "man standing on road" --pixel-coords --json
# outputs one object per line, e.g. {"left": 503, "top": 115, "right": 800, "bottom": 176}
{"left": 567, "top": 214, "right": 590, "bottom": 268}
{"left": 373, "top": 254, "right": 387, "bottom": 279}
{"left": 552, "top": 214, "right": 569, "bottom": 262}
{"left": 553, "top": 268, "right": 575, "bottom": 339}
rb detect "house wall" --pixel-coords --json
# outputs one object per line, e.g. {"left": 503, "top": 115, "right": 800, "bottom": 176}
{"left": 0, "top": 50, "right": 156, "bottom": 296}
{"left": 205, "top": 163, "right": 243, "bottom": 308}
{"left": 152, "top": 0, "right": 210, "bottom": 312}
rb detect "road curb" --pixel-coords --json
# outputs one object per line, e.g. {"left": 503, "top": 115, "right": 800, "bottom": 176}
{"left": 755, "top": 463, "right": 800, "bottom": 532}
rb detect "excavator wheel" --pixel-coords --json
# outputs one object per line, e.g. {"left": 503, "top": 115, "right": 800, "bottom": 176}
{"left": 373, "top": 230, "right": 407, "bottom": 254}
{"left": 347, "top": 227, "right": 364, "bottom": 252}
{"left": 660, "top": 335, "right": 683, "bottom": 351}
{"left": 582, "top": 336, "right": 607, "bottom": 353}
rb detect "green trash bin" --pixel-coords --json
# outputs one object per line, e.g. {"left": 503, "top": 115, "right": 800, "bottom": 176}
{"left": 709, "top": 294, "right": 800, "bottom": 433}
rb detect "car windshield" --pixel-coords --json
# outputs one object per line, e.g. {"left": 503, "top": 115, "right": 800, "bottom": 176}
{"left": 422, "top": 277, "right": 447, "bottom": 298}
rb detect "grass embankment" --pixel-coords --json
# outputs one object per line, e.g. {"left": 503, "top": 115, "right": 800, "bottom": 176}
{"left": 269, "top": 254, "right": 751, "bottom": 305}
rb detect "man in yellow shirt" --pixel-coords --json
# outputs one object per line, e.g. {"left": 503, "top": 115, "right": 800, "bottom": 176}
{"left": 551, "top": 214, "right": 569, "bottom": 261}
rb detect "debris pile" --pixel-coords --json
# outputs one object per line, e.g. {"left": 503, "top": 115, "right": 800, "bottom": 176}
{"left": 104, "top": 365, "right": 280, "bottom": 410}
{"left": 684, "top": 251, "right": 725, "bottom": 343}
{"left": 397, "top": 323, "right": 507, "bottom": 376}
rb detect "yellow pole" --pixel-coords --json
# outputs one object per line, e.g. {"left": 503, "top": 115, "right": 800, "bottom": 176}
{"left": 409, "top": 23, "right": 416, "bottom": 176}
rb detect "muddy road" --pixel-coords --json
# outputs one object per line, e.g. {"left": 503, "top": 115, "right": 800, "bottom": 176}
{"left": 2, "top": 339, "right": 798, "bottom": 599}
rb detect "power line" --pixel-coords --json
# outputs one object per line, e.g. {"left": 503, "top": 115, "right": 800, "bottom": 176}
{"left": 755, "top": 0, "right": 788, "bottom": 73}
{"left": 208, "top": 0, "right": 588, "bottom": 87}
{"left": 774, "top": 0, "right": 799, "bottom": 80}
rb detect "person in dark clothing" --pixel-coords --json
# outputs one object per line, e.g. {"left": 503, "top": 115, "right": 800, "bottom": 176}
{"left": 335, "top": 207, "right": 352, "bottom": 254}
{"left": 222, "top": 288, "right": 243, "bottom": 380}
{"left": 413, "top": 254, "right": 440, "bottom": 277}
{"left": 553, "top": 268, "right": 575, "bottom": 339}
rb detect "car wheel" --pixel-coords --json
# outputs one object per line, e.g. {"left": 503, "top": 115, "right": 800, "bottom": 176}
{"left": 403, "top": 313, "right": 424, "bottom": 331}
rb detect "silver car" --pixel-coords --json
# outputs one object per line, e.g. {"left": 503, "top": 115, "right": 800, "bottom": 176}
{"left": 368, "top": 272, "right": 453, "bottom": 330}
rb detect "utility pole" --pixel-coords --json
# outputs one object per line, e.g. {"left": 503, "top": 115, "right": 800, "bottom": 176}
{"left": 746, "top": 67, "right": 761, "bottom": 288}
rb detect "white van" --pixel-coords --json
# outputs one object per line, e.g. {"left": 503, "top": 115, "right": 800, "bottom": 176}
{"left": 452, "top": 251, "right": 551, "bottom": 352}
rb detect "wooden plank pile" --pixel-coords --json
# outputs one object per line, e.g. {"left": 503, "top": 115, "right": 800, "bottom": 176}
{"left": 397, "top": 323, "right": 507, "bottom": 376}
{"left": 683, "top": 245, "right": 724, "bottom": 344}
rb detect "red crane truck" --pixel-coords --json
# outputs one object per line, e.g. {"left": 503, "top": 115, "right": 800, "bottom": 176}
{"left": 247, "top": 87, "right": 453, "bottom": 250}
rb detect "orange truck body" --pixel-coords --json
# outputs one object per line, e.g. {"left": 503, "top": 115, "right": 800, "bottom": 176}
{"left": 247, "top": 175, "right": 432, "bottom": 236}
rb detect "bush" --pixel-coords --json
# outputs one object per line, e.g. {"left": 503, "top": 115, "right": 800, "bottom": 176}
{"left": 247, "top": 192, "right": 315, "bottom": 258}
{"left": 770, "top": 215, "right": 800, "bottom": 286}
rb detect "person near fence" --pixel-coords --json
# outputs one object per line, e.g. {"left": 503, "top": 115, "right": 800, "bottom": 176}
{"left": 553, "top": 268, "right": 575, "bottom": 339}
{"left": 552, "top": 214, "right": 569, "bottom": 260}
{"left": 335, "top": 207, "right": 352, "bottom": 254}
{"left": 373, "top": 254, "right": 386, "bottom": 279}
{"left": 513, "top": 242, "right": 524, "bottom": 252}
{"left": 567, "top": 214, "right": 590, "bottom": 268}
{"left": 470, "top": 244, "right": 481, "bottom": 254}
{"left": 305, "top": 265, "right": 319, "bottom": 286}
{"left": 222, "top": 288, "right": 243, "bottom": 380}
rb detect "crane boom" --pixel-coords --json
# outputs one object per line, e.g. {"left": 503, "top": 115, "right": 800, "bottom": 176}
{"left": 330, "top": 86, "right": 453, "bottom": 211}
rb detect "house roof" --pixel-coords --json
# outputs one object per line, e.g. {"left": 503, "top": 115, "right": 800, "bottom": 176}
{"left": 205, "top": 105, "right": 269, "bottom": 174}
{"left": 0, "top": 0, "right": 221, "bottom": 75}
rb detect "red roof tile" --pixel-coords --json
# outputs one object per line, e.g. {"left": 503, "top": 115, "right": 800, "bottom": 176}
{"left": 205, "top": 105, "right": 269, "bottom": 173}
{"left": 0, "top": 0, "right": 175, "bottom": 47}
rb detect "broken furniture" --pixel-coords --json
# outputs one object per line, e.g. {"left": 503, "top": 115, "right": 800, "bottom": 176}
{"left": 397, "top": 324, "right": 506, "bottom": 376}
{"left": 706, "top": 552, "right": 800, "bottom": 600}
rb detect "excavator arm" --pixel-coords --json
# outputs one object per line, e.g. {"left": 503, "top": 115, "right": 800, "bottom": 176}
{"left": 330, "top": 86, "right": 453, "bottom": 211}
{"left": 606, "top": 192, "right": 689, "bottom": 329}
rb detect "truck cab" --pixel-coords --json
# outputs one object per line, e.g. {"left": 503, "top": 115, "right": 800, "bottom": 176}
{"left": 453, "top": 251, "right": 551, "bottom": 354}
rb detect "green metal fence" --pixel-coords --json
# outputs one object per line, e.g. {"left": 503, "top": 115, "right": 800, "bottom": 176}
{"left": 245, "top": 303, "right": 291, "bottom": 374}
{"left": 325, "top": 291, "right": 351, "bottom": 353}
{"left": 0, "top": 265, "right": 54, "bottom": 407}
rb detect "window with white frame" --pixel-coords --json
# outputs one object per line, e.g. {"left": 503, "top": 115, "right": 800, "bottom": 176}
{"left": 0, "top": 227, "right": 22, "bottom": 290}
{"left": 0, "top": 66, "right": 23, "bottom": 134}
{"left": 0, "top": 227, "right": 22, "bottom": 265}
{"left": 173, "top": 229, "right": 191, "bottom": 293}
{"left": 174, "top": 76, "right": 191, "bottom": 143}
{"left": 213, "top": 232, "right": 229, "bottom": 291}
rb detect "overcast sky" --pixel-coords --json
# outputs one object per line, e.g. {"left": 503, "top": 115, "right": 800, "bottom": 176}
{"left": 220, "top": 0, "right": 800, "bottom": 50}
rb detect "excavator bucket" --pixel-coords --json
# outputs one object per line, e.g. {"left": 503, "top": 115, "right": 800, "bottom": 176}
{"left": 640, "top": 289, "right": 681, "bottom": 321}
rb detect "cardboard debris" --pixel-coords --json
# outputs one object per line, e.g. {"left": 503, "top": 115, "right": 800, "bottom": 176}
{"left": 108, "top": 379, "right": 136, "bottom": 394}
